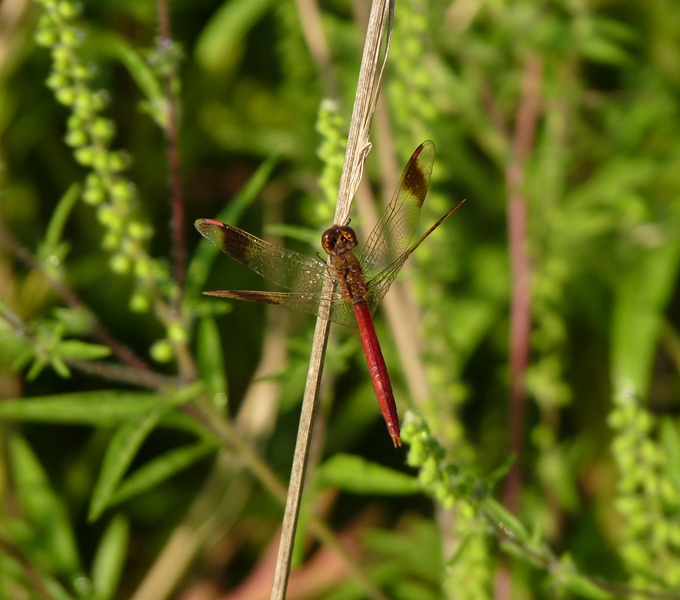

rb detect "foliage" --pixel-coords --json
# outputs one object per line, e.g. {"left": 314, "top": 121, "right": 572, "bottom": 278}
{"left": 0, "top": 0, "right": 679, "bottom": 598}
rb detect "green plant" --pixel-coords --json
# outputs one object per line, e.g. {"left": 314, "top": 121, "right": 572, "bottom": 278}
{"left": 1, "top": 0, "right": 679, "bottom": 598}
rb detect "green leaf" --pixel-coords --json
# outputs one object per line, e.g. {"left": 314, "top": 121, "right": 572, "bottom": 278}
{"left": 487, "top": 454, "right": 516, "bottom": 490}
{"left": 40, "top": 182, "right": 81, "bottom": 258}
{"left": 88, "top": 407, "right": 165, "bottom": 522}
{"left": 195, "top": 0, "right": 274, "bottom": 73}
{"left": 55, "top": 340, "right": 112, "bottom": 360}
{"left": 445, "top": 533, "right": 474, "bottom": 567}
{"left": 316, "top": 453, "right": 421, "bottom": 495}
{"left": 561, "top": 573, "right": 612, "bottom": 599}
{"left": 576, "top": 17, "right": 636, "bottom": 67}
{"left": 483, "top": 498, "right": 530, "bottom": 543}
{"left": 8, "top": 436, "right": 83, "bottom": 580}
{"left": 577, "top": 35, "right": 630, "bottom": 66}
{"left": 196, "top": 315, "right": 228, "bottom": 404}
{"left": 26, "top": 357, "right": 48, "bottom": 381}
{"left": 611, "top": 236, "right": 680, "bottom": 398}
{"left": 109, "top": 440, "right": 218, "bottom": 506}
{"left": 115, "top": 43, "right": 164, "bottom": 106}
{"left": 50, "top": 355, "right": 71, "bottom": 378}
{"left": 91, "top": 515, "right": 129, "bottom": 600}
{"left": 87, "top": 383, "right": 203, "bottom": 521}
{"left": 559, "top": 554, "right": 612, "bottom": 599}
{"left": 0, "top": 391, "right": 172, "bottom": 426}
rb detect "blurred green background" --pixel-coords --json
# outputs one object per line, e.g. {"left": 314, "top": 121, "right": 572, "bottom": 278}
{"left": 1, "top": 0, "right": 680, "bottom": 598}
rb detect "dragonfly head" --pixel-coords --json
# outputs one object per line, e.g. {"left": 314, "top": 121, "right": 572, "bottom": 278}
{"left": 321, "top": 225, "right": 358, "bottom": 255}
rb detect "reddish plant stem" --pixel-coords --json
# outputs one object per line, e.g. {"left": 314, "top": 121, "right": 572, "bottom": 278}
{"left": 0, "top": 222, "right": 153, "bottom": 374}
{"left": 157, "top": 0, "right": 186, "bottom": 295}
{"left": 503, "top": 53, "right": 542, "bottom": 515}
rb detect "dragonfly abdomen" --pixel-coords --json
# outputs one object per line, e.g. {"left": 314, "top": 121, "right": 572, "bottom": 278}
{"left": 352, "top": 301, "right": 401, "bottom": 447}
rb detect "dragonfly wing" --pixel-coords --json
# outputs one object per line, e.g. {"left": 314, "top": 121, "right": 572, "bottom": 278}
{"left": 365, "top": 251, "right": 412, "bottom": 315}
{"left": 195, "top": 219, "right": 327, "bottom": 293}
{"left": 359, "top": 141, "right": 435, "bottom": 279}
{"left": 204, "top": 289, "right": 358, "bottom": 329}
{"left": 329, "top": 297, "right": 359, "bottom": 329}
{"left": 365, "top": 197, "right": 465, "bottom": 315}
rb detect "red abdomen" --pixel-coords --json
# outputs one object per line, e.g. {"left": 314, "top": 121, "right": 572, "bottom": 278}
{"left": 352, "top": 302, "right": 401, "bottom": 447}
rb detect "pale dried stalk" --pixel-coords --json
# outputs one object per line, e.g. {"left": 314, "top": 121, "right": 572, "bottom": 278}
{"left": 334, "top": 0, "right": 394, "bottom": 226}
{"left": 346, "top": 0, "right": 432, "bottom": 407}
{"left": 269, "top": 2, "right": 395, "bottom": 599}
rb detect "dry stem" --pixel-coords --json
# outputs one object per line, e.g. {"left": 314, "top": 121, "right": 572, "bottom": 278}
{"left": 270, "top": 1, "right": 395, "bottom": 599}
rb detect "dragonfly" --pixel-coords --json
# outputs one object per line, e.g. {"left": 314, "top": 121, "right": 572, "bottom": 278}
{"left": 195, "top": 140, "right": 463, "bottom": 447}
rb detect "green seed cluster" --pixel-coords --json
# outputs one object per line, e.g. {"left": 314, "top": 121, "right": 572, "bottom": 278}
{"left": 34, "top": 0, "right": 183, "bottom": 361}
{"left": 609, "top": 381, "right": 680, "bottom": 588}
{"left": 315, "top": 99, "right": 346, "bottom": 225}
{"left": 402, "top": 412, "right": 475, "bottom": 509}
{"left": 402, "top": 412, "right": 493, "bottom": 598}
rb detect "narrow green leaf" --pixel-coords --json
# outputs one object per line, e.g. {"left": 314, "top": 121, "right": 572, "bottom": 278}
{"left": 93, "top": 391, "right": 207, "bottom": 521}
{"left": 115, "top": 43, "right": 164, "bottom": 105}
{"left": 91, "top": 515, "right": 129, "bottom": 600}
{"left": 158, "top": 409, "right": 215, "bottom": 438}
{"left": 89, "top": 407, "right": 165, "bottom": 522}
{"left": 611, "top": 237, "right": 680, "bottom": 397}
{"left": 26, "top": 357, "right": 47, "bottom": 381}
{"left": 500, "top": 539, "right": 542, "bottom": 566}
{"left": 316, "top": 453, "right": 420, "bottom": 495}
{"left": 40, "top": 183, "right": 82, "bottom": 251}
{"left": 195, "top": 0, "right": 274, "bottom": 73}
{"left": 487, "top": 454, "right": 516, "bottom": 490}
{"left": 577, "top": 35, "right": 630, "bottom": 66}
{"left": 0, "top": 385, "right": 203, "bottom": 427}
{"left": 110, "top": 441, "right": 218, "bottom": 507}
{"left": 0, "top": 391, "right": 168, "bottom": 425}
{"left": 56, "top": 340, "right": 112, "bottom": 360}
{"left": 484, "top": 498, "right": 530, "bottom": 543}
{"left": 197, "top": 315, "right": 228, "bottom": 404}
{"left": 445, "top": 534, "right": 476, "bottom": 568}
{"left": 8, "top": 436, "right": 83, "bottom": 580}
{"left": 50, "top": 355, "right": 71, "bottom": 378}
{"left": 561, "top": 572, "right": 612, "bottom": 599}
{"left": 446, "top": 533, "right": 475, "bottom": 569}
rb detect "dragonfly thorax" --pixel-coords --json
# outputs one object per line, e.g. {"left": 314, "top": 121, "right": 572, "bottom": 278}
{"left": 321, "top": 225, "right": 358, "bottom": 256}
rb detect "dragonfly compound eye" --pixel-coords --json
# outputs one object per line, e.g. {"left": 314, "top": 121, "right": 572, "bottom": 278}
{"left": 321, "top": 225, "right": 358, "bottom": 254}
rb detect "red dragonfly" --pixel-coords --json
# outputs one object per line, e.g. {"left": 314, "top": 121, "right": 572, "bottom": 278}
{"left": 196, "top": 141, "right": 463, "bottom": 447}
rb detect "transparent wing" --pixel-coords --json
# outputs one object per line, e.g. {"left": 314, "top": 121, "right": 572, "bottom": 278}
{"left": 196, "top": 219, "right": 359, "bottom": 328}
{"left": 203, "top": 290, "right": 358, "bottom": 329}
{"left": 365, "top": 199, "right": 464, "bottom": 314}
{"left": 196, "top": 219, "right": 327, "bottom": 292}
{"left": 359, "top": 140, "right": 435, "bottom": 279}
